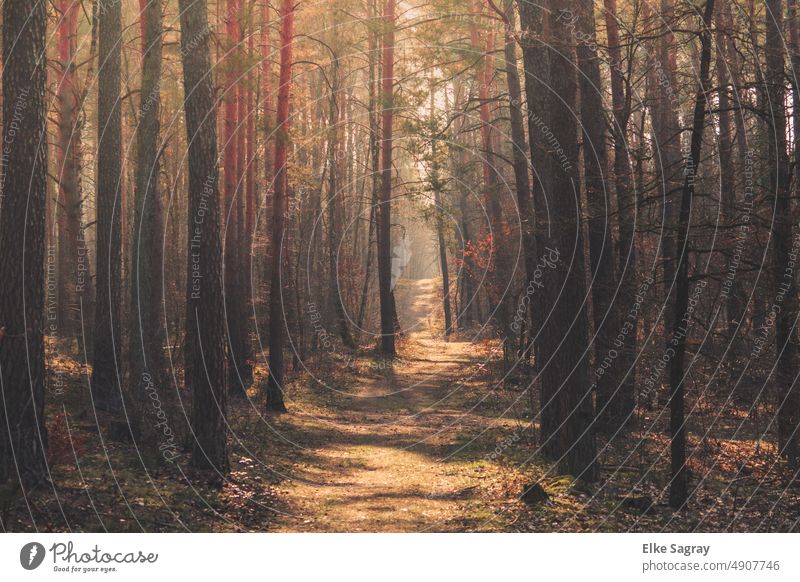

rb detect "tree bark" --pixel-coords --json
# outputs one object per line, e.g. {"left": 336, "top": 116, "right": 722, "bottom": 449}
{"left": 531, "top": 0, "right": 598, "bottom": 482}
{"left": 668, "top": 0, "right": 715, "bottom": 509}
{"left": 55, "top": 0, "right": 85, "bottom": 344}
{"left": 92, "top": 0, "right": 124, "bottom": 413}
{"left": 715, "top": 1, "right": 744, "bottom": 331}
{"left": 378, "top": 0, "right": 397, "bottom": 356}
{"left": 765, "top": 0, "right": 800, "bottom": 468}
{"left": 648, "top": 0, "right": 683, "bottom": 317}
{"left": 327, "top": 56, "right": 356, "bottom": 348}
{"left": 573, "top": 0, "right": 629, "bottom": 432}
{"left": 266, "top": 0, "right": 295, "bottom": 411}
{"left": 0, "top": 0, "right": 49, "bottom": 488}
{"left": 178, "top": 0, "right": 230, "bottom": 474}
{"left": 496, "top": 0, "right": 537, "bottom": 350}
{"left": 129, "top": 0, "right": 168, "bottom": 440}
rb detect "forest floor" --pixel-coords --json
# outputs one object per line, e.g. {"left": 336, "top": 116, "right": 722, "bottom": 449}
{"left": 266, "top": 277, "right": 530, "bottom": 532}
{"left": 5, "top": 278, "right": 800, "bottom": 532}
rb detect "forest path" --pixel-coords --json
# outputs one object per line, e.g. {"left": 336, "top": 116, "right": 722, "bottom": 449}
{"left": 268, "top": 277, "right": 525, "bottom": 532}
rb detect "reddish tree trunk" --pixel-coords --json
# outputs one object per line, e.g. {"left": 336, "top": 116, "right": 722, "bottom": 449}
{"left": 266, "top": 0, "right": 295, "bottom": 411}
{"left": 262, "top": 0, "right": 274, "bottom": 246}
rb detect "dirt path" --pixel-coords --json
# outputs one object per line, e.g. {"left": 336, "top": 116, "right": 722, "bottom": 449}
{"left": 269, "top": 278, "right": 527, "bottom": 532}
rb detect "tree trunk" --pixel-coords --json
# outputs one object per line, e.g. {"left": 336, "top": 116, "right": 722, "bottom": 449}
{"left": 573, "top": 0, "right": 629, "bottom": 432}
{"left": 178, "top": 0, "right": 230, "bottom": 474}
{"left": 0, "top": 0, "right": 49, "bottom": 488}
{"left": 471, "top": 3, "right": 508, "bottom": 342}
{"left": 357, "top": 1, "right": 380, "bottom": 333}
{"left": 129, "top": 0, "right": 168, "bottom": 440}
{"left": 92, "top": 0, "right": 124, "bottom": 413}
{"left": 327, "top": 56, "right": 355, "bottom": 349}
{"left": 497, "top": 0, "right": 537, "bottom": 349}
{"left": 233, "top": 8, "right": 251, "bottom": 393}
{"left": 647, "top": 0, "right": 683, "bottom": 318}
{"left": 765, "top": 0, "right": 800, "bottom": 468}
{"left": 245, "top": 25, "right": 257, "bottom": 374}
{"left": 715, "top": 1, "right": 744, "bottom": 331}
{"left": 55, "top": 0, "right": 84, "bottom": 345}
{"left": 266, "top": 0, "right": 295, "bottom": 411}
{"left": 602, "top": 0, "right": 637, "bottom": 431}
{"left": 668, "top": 0, "right": 715, "bottom": 509}
{"left": 223, "top": 0, "right": 246, "bottom": 397}
{"left": 534, "top": 0, "right": 598, "bottom": 482}
{"left": 377, "top": 0, "right": 396, "bottom": 356}
{"left": 429, "top": 75, "right": 453, "bottom": 336}
{"left": 518, "top": 0, "right": 552, "bottom": 334}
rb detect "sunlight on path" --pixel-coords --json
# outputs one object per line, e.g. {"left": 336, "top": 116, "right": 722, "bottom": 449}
{"left": 271, "top": 278, "right": 522, "bottom": 532}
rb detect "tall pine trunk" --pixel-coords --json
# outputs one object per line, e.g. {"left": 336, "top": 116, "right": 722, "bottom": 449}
{"left": 0, "top": 0, "right": 49, "bottom": 488}
{"left": 574, "top": 0, "right": 629, "bottom": 432}
{"left": 498, "top": 0, "right": 536, "bottom": 351}
{"left": 647, "top": 0, "right": 683, "bottom": 320}
{"left": 668, "top": 0, "right": 715, "bottom": 509}
{"left": 537, "top": 1, "right": 598, "bottom": 482}
{"left": 602, "top": 0, "right": 637, "bottom": 431}
{"left": 223, "top": 0, "right": 246, "bottom": 397}
{"left": 92, "top": 0, "right": 124, "bottom": 413}
{"left": 266, "top": 0, "right": 295, "bottom": 411}
{"left": 129, "top": 0, "right": 167, "bottom": 440}
{"left": 327, "top": 55, "right": 355, "bottom": 348}
{"left": 55, "top": 0, "right": 84, "bottom": 344}
{"left": 765, "top": 0, "right": 800, "bottom": 467}
{"left": 377, "top": 0, "right": 396, "bottom": 356}
{"left": 178, "top": 0, "right": 229, "bottom": 475}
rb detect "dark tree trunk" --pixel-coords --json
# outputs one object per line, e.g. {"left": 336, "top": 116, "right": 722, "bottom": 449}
{"left": 92, "top": 0, "right": 124, "bottom": 413}
{"left": 233, "top": 6, "right": 252, "bottom": 395}
{"left": 602, "top": 0, "right": 637, "bottom": 431}
{"left": 765, "top": 0, "right": 800, "bottom": 468}
{"left": 497, "top": 0, "right": 537, "bottom": 347}
{"left": 0, "top": 0, "right": 49, "bottom": 489}
{"left": 649, "top": 0, "right": 683, "bottom": 317}
{"left": 55, "top": 0, "right": 85, "bottom": 344}
{"left": 715, "top": 1, "right": 744, "bottom": 331}
{"left": 266, "top": 0, "right": 295, "bottom": 411}
{"left": 428, "top": 76, "right": 452, "bottom": 336}
{"left": 527, "top": 0, "right": 598, "bottom": 482}
{"left": 518, "top": 0, "right": 553, "bottom": 432}
{"left": 668, "top": 0, "right": 714, "bottom": 509}
{"left": 327, "top": 57, "right": 355, "bottom": 349}
{"left": 178, "top": 0, "right": 230, "bottom": 474}
{"left": 435, "top": 188, "right": 453, "bottom": 336}
{"left": 357, "top": 2, "right": 380, "bottom": 333}
{"left": 518, "top": 0, "right": 552, "bottom": 324}
{"left": 574, "top": 0, "right": 629, "bottom": 432}
{"left": 223, "top": 0, "right": 246, "bottom": 397}
{"left": 377, "top": 0, "right": 396, "bottom": 356}
{"left": 129, "top": 0, "right": 168, "bottom": 442}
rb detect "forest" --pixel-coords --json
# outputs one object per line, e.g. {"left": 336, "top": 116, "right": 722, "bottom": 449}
{"left": 0, "top": 0, "right": 799, "bottom": 533}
